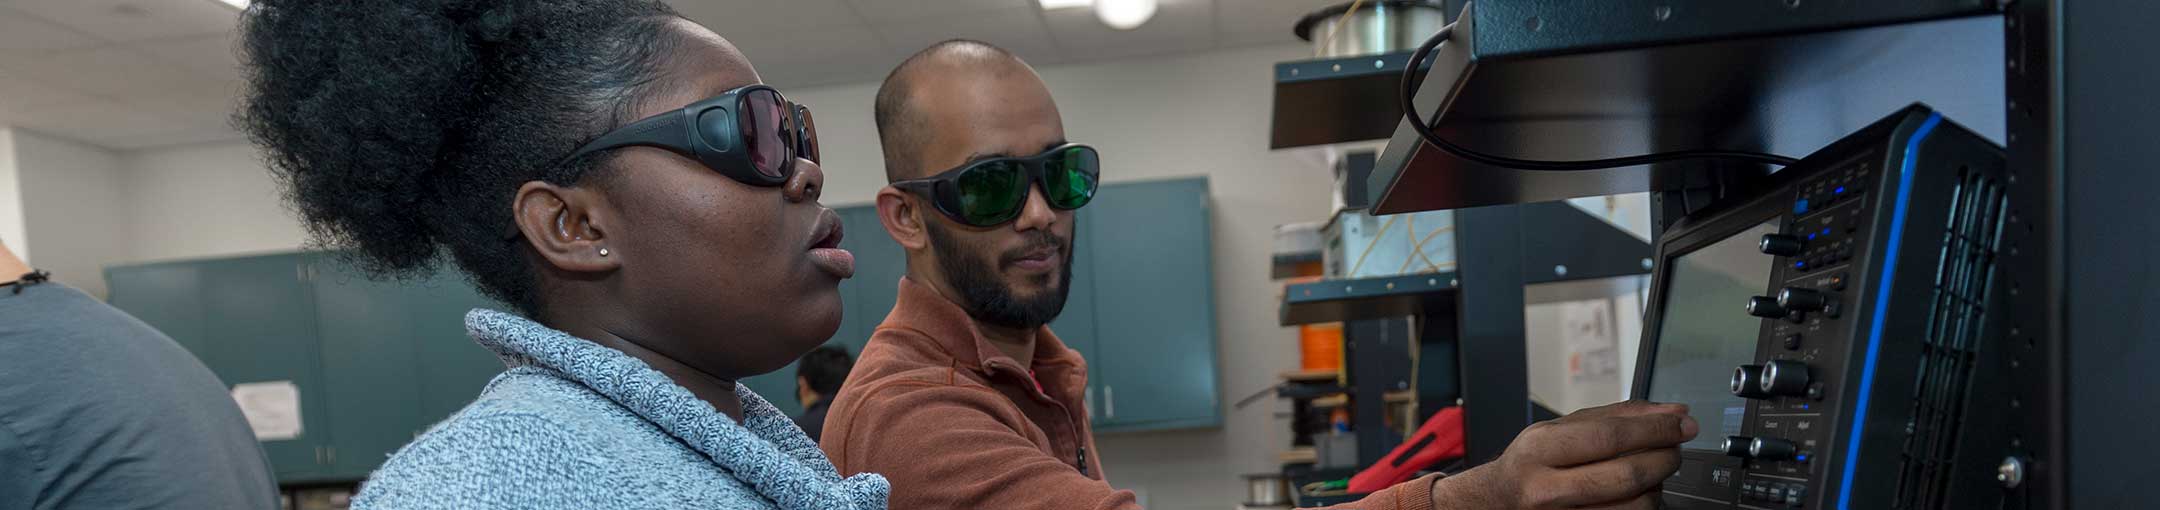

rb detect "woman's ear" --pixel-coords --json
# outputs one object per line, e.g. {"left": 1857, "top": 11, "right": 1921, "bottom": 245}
{"left": 876, "top": 187, "right": 930, "bottom": 251}
{"left": 514, "top": 181, "right": 620, "bottom": 273}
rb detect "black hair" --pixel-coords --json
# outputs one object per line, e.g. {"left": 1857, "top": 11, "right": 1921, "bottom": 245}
{"left": 874, "top": 39, "right": 1019, "bottom": 182}
{"left": 795, "top": 345, "right": 854, "bottom": 397}
{"left": 237, "top": 0, "right": 685, "bottom": 315}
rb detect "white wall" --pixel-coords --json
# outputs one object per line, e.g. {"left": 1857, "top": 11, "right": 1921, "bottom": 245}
{"left": 0, "top": 129, "right": 26, "bottom": 254}
{"left": 13, "top": 129, "right": 128, "bottom": 298}
{"left": 108, "top": 43, "right": 1331, "bottom": 508}
{"left": 119, "top": 141, "right": 307, "bottom": 262}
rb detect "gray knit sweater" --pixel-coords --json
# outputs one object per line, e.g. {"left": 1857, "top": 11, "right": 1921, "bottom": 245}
{"left": 352, "top": 309, "right": 890, "bottom": 509}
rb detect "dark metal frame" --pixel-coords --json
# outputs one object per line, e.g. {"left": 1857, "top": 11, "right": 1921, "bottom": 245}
{"left": 1282, "top": 201, "right": 1652, "bottom": 467}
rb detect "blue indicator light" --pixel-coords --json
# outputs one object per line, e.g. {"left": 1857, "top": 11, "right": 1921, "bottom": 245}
{"left": 1796, "top": 261, "right": 1808, "bottom": 269}
{"left": 1823, "top": 228, "right": 1833, "bottom": 236}
{"left": 1835, "top": 186, "right": 1846, "bottom": 194}
{"left": 1795, "top": 199, "right": 1810, "bottom": 214}
{"left": 1801, "top": 404, "right": 1811, "bottom": 410}
{"left": 1797, "top": 454, "right": 1810, "bottom": 462}
{"left": 1809, "top": 233, "right": 1819, "bottom": 240}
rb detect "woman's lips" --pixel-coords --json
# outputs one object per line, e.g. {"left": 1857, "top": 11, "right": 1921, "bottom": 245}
{"left": 808, "top": 209, "right": 854, "bottom": 279}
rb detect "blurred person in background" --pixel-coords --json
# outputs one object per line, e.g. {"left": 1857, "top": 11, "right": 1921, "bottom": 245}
{"left": 0, "top": 240, "right": 279, "bottom": 509}
{"left": 793, "top": 345, "right": 855, "bottom": 442}
{"left": 236, "top": 0, "right": 887, "bottom": 507}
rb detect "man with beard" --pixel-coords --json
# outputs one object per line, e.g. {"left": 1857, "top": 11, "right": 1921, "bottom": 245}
{"left": 822, "top": 40, "right": 1698, "bottom": 510}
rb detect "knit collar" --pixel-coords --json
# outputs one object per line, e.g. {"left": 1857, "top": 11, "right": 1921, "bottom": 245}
{"left": 464, "top": 309, "right": 889, "bottom": 510}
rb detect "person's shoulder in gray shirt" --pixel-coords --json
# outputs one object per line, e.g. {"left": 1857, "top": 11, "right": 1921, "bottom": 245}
{"left": 0, "top": 282, "right": 280, "bottom": 509}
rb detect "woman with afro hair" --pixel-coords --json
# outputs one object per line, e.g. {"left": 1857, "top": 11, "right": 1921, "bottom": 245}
{"left": 237, "top": 1, "right": 887, "bottom": 507}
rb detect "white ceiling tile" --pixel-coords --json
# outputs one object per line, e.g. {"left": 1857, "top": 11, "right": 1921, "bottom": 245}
{"left": 100, "top": 125, "right": 241, "bottom": 149}
{"left": 8, "top": 100, "right": 185, "bottom": 147}
{"left": 723, "top": 21, "right": 890, "bottom": 88}
{"left": 1045, "top": 0, "right": 1213, "bottom": 61}
{"left": 1, "top": 46, "right": 208, "bottom": 100}
{"left": 0, "top": 72, "right": 102, "bottom": 117}
{"left": 130, "top": 32, "right": 240, "bottom": 83}
{"left": 843, "top": 0, "right": 1032, "bottom": 24}
{"left": 666, "top": 0, "right": 863, "bottom": 38}
{"left": 871, "top": 6, "right": 1063, "bottom": 65}
{"left": 4, "top": 0, "right": 240, "bottom": 44}
{"left": 0, "top": 6, "right": 102, "bottom": 50}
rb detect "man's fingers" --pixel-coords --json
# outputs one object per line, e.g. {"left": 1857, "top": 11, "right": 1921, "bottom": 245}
{"left": 1523, "top": 411, "right": 1695, "bottom": 467}
{"left": 1567, "top": 400, "right": 1688, "bottom": 421}
{"left": 1528, "top": 447, "right": 1680, "bottom": 508}
{"left": 1568, "top": 491, "right": 1661, "bottom": 510}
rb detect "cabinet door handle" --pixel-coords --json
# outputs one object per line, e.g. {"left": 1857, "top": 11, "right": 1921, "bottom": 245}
{"left": 314, "top": 445, "right": 324, "bottom": 465}
{"left": 1105, "top": 386, "right": 1115, "bottom": 419}
{"left": 327, "top": 446, "right": 335, "bottom": 464}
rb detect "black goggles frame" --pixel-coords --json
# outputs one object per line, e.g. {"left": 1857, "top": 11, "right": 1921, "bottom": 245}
{"left": 891, "top": 143, "right": 1099, "bottom": 227}
{"left": 561, "top": 84, "right": 814, "bottom": 187}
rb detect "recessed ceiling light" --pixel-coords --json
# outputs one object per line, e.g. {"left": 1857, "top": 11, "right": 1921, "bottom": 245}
{"left": 1095, "top": 0, "right": 1156, "bottom": 30}
{"left": 215, "top": 0, "right": 250, "bottom": 10}
{"left": 1039, "top": 0, "right": 1091, "bottom": 10}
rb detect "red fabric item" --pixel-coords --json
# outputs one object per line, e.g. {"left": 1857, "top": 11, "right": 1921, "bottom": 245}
{"left": 1348, "top": 406, "right": 1466, "bottom": 494}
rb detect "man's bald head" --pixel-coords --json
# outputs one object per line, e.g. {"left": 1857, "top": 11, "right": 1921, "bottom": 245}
{"left": 874, "top": 39, "right": 1060, "bottom": 182}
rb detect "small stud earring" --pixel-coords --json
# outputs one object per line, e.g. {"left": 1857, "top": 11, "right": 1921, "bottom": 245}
{"left": 598, "top": 247, "right": 611, "bottom": 257}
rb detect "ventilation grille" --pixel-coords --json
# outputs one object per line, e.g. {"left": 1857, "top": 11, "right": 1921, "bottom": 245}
{"left": 1893, "top": 167, "right": 2007, "bottom": 509}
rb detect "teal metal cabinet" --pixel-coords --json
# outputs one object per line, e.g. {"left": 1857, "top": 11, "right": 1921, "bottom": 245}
{"left": 107, "top": 253, "right": 507, "bottom": 484}
{"left": 196, "top": 254, "right": 337, "bottom": 482}
{"left": 1084, "top": 178, "right": 1220, "bottom": 431}
{"left": 309, "top": 256, "right": 504, "bottom": 479}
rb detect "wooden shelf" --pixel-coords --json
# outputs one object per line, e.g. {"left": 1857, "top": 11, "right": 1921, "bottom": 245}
{"left": 1281, "top": 369, "right": 1340, "bottom": 382}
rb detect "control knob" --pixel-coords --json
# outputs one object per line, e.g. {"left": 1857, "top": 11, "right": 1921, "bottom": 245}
{"left": 1732, "top": 365, "right": 1771, "bottom": 399}
{"left": 1723, "top": 436, "right": 1755, "bottom": 458}
{"left": 1749, "top": 437, "right": 1800, "bottom": 462}
{"left": 1778, "top": 287, "right": 1831, "bottom": 312}
{"left": 1762, "top": 359, "right": 1813, "bottom": 397}
{"left": 1759, "top": 234, "right": 1805, "bottom": 257}
{"left": 1746, "top": 297, "right": 1788, "bottom": 319}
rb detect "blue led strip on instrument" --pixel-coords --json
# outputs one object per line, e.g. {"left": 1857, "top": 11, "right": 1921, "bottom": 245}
{"left": 1837, "top": 112, "right": 1942, "bottom": 510}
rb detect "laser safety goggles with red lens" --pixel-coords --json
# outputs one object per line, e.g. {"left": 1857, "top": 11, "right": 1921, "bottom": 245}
{"left": 563, "top": 84, "right": 819, "bottom": 186}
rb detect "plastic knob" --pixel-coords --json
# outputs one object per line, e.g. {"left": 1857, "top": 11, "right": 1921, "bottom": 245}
{"left": 1759, "top": 234, "right": 1805, "bottom": 257}
{"left": 1747, "top": 297, "right": 1788, "bottom": 319}
{"left": 1750, "top": 437, "right": 1799, "bottom": 461}
{"left": 1724, "top": 436, "right": 1755, "bottom": 458}
{"left": 1732, "top": 365, "right": 1771, "bottom": 399}
{"left": 1778, "top": 287, "right": 1830, "bottom": 312}
{"left": 1762, "top": 359, "right": 1813, "bottom": 397}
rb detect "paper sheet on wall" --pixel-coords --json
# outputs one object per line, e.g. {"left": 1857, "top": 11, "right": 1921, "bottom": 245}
{"left": 1563, "top": 300, "right": 1620, "bottom": 384}
{"left": 231, "top": 381, "right": 304, "bottom": 441}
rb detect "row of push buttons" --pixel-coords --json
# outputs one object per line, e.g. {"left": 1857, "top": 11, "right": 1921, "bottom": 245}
{"left": 1792, "top": 238, "right": 1854, "bottom": 273}
{"left": 1794, "top": 167, "right": 1870, "bottom": 216}
{"left": 1740, "top": 480, "right": 1807, "bottom": 507}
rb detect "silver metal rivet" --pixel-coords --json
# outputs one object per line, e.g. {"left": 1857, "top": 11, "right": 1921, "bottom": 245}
{"left": 1374, "top": 59, "right": 1385, "bottom": 69}
{"left": 1554, "top": 265, "right": 1569, "bottom": 276}
{"left": 1654, "top": 6, "right": 1671, "bottom": 20}
{"left": 1641, "top": 258, "right": 1654, "bottom": 270}
{"left": 1331, "top": 64, "right": 1341, "bottom": 72}
{"left": 598, "top": 247, "right": 611, "bottom": 257}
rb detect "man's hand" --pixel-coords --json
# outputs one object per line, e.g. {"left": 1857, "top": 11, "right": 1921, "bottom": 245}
{"left": 1430, "top": 400, "right": 1698, "bottom": 509}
